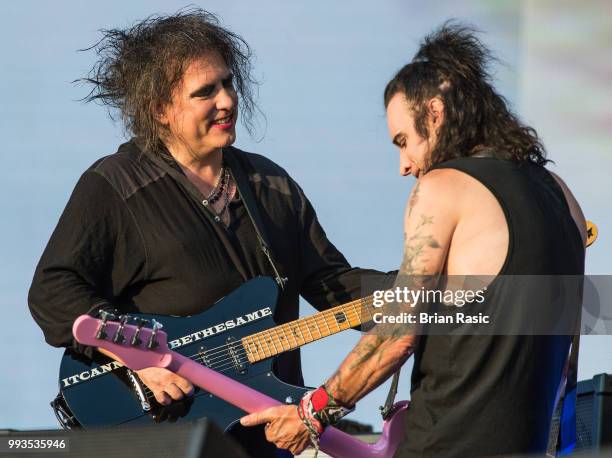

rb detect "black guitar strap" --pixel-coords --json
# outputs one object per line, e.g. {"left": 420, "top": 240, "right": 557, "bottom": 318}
{"left": 380, "top": 368, "right": 401, "bottom": 420}
{"left": 224, "top": 148, "right": 288, "bottom": 291}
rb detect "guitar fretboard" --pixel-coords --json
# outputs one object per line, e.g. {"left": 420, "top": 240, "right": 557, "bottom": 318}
{"left": 241, "top": 296, "right": 376, "bottom": 363}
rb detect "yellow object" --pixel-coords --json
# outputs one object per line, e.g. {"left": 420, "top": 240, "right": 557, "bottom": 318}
{"left": 586, "top": 220, "right": 598, "bottom": 247}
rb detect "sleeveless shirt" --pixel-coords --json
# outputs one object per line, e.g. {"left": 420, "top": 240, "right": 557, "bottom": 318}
{"left": 396, "top": 157, "right": 585, "bottom": 457}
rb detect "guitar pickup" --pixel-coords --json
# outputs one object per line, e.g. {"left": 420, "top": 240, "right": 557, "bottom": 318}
{"left": 198, "top": 339, "right": 247, "bottom": 375}
{"left": 227, "top": 337, "right": 247, "bottom": 375}
{"left": 197, "top": 347, "right": 210, "bottom": 367}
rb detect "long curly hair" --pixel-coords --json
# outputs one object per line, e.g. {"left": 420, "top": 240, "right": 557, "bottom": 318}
{"left": 384, "top": 21, "right": 547, "bottom": 168}
{"left": 78, "top": 7, "right": 257, "bottom": 157}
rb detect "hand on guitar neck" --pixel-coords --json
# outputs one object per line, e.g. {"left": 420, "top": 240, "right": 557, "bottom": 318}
{"left": 98, "top": 347, "right": 194, "bottom": 406}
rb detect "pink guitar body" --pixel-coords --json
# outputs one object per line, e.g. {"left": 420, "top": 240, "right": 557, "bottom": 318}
{"left": 73, "top": 314, "right": 408, "bottom": 458}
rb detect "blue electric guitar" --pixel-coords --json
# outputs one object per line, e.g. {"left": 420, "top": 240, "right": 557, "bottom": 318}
{"left": 54, "top": 276, "right": 377, "bottom": 432}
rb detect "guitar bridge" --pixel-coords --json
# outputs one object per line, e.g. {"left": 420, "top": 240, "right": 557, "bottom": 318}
{"left": 126, "top": 369, "right": 151, "bottom": 413}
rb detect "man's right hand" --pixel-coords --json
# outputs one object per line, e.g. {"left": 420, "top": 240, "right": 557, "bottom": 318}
{"left": 135, "top": 367, "right": 194, "bottom": 405}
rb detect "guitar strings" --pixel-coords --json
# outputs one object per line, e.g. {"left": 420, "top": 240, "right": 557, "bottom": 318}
{"left": 133, "top": 298, "right": 377, "bottom": 401}
{"left": 196, "top": 296, "right": 375, "bottom": 363}
{"left": 188, "top": 298, "right": 376, "bottom": 366}
{"left": 197, "top": 311, "right": 368, "bottom": 364}
{"left": 139, "top": 302, "right": 371, "bottom": 398}
{"left": 184, "top": 300, "right": 375, "bottom": 367}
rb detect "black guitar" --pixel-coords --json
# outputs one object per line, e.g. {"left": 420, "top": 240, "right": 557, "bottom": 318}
{"left": 56, "top": 276, "right": 376, "bottom": 431}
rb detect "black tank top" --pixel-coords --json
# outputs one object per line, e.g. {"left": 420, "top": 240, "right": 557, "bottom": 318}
{"left": 396, "top": 157, "right": 585, "bottom": 457}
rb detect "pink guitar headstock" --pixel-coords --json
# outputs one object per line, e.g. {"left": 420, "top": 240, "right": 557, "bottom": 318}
{"left": 72, "top": 311, "right": 173, "bottom": 371}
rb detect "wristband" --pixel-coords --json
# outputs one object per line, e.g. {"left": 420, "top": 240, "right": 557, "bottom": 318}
{"left": 300, "top": 385, "right": 355, "bottom": 428}
{"left": 297, "top": 391, "right": 324, "bottom": 457}
{"left": 297, "top": 392, "right": 324, "bottom": 435}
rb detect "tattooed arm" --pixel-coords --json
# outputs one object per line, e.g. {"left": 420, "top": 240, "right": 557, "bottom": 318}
{"left": 325, "top": 171, "right": 458, "bottom": 405}
{"left": 240, "top": 170, "right": 459, "bottom": 453}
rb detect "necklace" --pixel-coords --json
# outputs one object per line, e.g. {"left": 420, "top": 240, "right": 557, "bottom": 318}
{"left": 201, "top": 162, "right": 227, "bottom": 206}
{"left": 217, "top": 172, "right": 235, "bottom": 226}
{"left": 203, "top": 168, "right": 235, "bottom": 226}
{"left": 199, "top": 155, "right": 235, "bottom": 226}
{"left": 206, "top": 168, "right": 229, "bottom": 205}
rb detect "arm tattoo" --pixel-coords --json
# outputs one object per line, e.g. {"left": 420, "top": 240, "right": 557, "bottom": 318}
{"left": 349, "top": 336, "right": 384, "bottom": 370}
{"left": 323, "top": 213, "right": 442, "bottom": 404}
{"left": 327, "top": 366, "right": 348, "bottom": 400}
{"left": 408, "top": 182, "right": 421, "bottom": 217}
{"left": 346, "top": 213, "right": 442, "bottom": 369}
{"left": 400, "top": 214, "right": 441, "bottom": 276}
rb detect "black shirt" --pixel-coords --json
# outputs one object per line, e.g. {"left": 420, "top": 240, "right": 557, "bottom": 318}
{"left": 28, "top": 139, "right": 383, "bottom": 386}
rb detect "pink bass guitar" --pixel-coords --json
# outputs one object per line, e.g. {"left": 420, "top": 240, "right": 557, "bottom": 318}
{"left": 72, "top": 313, "right": 407, "bottom": 458}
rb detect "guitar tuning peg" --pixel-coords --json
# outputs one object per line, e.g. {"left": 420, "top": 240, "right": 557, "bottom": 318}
{"left": 113, "top": 315, "right": 128, "bottom": 343}
{"left": 147, "top": 319, "right": 163, "bottom": 349}
{"left": 130, "top": 318, "right": 145, "bottom": 346}
{"left": 95, "top": 310, "right": 113, "bottom": 339}
{"left": 98, "top": 309, "right": 116, "bottom": 321}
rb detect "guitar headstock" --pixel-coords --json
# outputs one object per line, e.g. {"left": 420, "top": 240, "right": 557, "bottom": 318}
{"left": 72, "top": 311, "right": 173, "bottom": 371}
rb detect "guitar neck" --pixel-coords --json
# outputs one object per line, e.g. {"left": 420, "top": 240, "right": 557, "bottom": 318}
{"left": 242, "top": 295, "right": 376, "bottom": 363}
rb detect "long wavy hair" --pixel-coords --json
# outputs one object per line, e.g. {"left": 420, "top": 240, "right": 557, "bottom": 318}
{"left": 384, "top": 21, "right": 548, "bottom": 168}
{"left": 78, "top": 7, "right": 257, "bottom": 157}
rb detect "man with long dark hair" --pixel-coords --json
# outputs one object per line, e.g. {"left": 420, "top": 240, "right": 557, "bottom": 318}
{"left": 242, "top": 22, "right": 586, "bottom": 456}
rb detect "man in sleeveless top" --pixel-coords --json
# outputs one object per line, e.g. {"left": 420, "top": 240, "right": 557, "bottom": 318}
{"left": 241, "top": 22, "right": 586, "bottom": 456}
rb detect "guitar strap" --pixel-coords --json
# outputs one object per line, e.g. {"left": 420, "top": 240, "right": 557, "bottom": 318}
{"left": 380, "top": 368, "right": 401, "bottom": 420}
{"left": 224, "top": 148, "right": 288, "bottom": 291}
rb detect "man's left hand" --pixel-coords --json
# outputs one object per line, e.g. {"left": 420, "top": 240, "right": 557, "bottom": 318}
{"left": 240, "top": 405, "right": 312, "bottom": 455}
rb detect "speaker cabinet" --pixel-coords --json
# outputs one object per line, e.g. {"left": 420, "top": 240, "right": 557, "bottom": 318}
{"left": 575, "top": 373, "right": 612, "bottom": 450}
{"left": 0, "top": 418, "right": 248, "bottom": 458}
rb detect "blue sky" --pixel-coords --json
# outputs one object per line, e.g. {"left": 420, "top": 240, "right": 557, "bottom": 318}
{"left": 1, "top": 0, "right": 610, "bottom": 431}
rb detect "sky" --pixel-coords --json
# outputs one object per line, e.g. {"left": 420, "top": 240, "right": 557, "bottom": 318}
{"left": 1, "top": 0, "right": 610, "bottom": 433}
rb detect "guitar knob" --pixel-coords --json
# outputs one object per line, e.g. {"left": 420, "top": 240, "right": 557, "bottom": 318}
{"left": 285, "top": 396, "right": 294, "bottom": 404}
